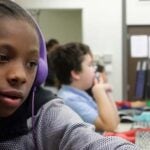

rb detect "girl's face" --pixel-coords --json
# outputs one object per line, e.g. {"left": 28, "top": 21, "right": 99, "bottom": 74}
{"left": 77, "top": 54, "right": 95, "bottom": 90}
{"left": 0, "top": 18, "right": 39, "bottom": 117}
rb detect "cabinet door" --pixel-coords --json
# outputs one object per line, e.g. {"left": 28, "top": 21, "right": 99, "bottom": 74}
{"left": 127, "top": 26, "right": 150, "bottom": 100}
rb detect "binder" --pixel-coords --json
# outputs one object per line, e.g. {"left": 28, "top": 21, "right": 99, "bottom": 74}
{"left": 135, "top": 61, "right": 147, "bottom": 99}
{"left": 145, "top": 61, "right": 150, "bottom": 99}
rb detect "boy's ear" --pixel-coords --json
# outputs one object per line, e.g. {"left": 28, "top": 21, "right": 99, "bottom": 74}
{"left": 71, "top": 70, "right": 80, "bottom": 80}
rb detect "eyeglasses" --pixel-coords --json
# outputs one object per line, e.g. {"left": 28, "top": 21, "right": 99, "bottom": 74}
{"left": 92, "top": 63, "right": 98, "bottom": 72}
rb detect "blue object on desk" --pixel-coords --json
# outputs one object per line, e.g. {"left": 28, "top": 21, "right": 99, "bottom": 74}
{"left": 133, "top": 112, "right": 150, "bottom": 122}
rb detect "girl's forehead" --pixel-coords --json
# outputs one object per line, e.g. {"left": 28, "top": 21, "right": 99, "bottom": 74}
{"left": 0, "top": 18, "right": 38, "bottom": 40}
{"left": 0, "top": 17, "right": 36, "bottom": 31}
{"left": 0, "top": 18, "right": 39, "bottom": 52}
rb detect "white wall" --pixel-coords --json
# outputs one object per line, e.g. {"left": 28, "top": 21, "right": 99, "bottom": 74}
{"left": 16, "top": 0, "right": 123, "bottom": 100}
{"left": 15, "top": 0, "right": 85, "bottom": 9}
{"left": 127, "top": 0, "right": 150, "bottom": 25}
{"left": 83, "top": 0, "right": 122, "bottom": 100}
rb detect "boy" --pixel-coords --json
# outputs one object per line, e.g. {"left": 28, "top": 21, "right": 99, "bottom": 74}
{"left": 50, "top": 42, "right": 119, "bottom": 132}
{"left": 0, "top": 0, "right": 138, "bottom": 149}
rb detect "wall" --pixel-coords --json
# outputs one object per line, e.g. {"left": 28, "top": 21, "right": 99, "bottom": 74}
{"left": 29, "top": 9, "right": 82, "bottom": 43}
{"left": 127, "top": 0, "right": 150, "bottom": 25}
{"left": 15, "top": 0, "right": 85, "bottom": 9}
{"left": 15, "top": 0, "right": 123, "bottom": 100}
{"left": 83, "top": 0, "right": 122, "bottom": 100}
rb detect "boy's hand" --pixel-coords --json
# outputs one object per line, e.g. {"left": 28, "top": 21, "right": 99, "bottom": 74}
{"left": 92, "top": 73, "right": 112, "bottom": 93}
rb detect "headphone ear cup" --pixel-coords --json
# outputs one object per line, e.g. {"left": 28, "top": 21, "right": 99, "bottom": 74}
{"left": 34, "top": 58, "right": 48, "bottom": 86}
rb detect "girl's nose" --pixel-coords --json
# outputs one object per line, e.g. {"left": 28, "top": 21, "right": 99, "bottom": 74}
{"left": 7, "top": 63, "right": 27, "bottom": 87}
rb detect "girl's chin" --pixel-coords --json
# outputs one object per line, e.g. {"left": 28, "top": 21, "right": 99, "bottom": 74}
{"left": 0, "top": 109, "right": 17, "bottom": 118}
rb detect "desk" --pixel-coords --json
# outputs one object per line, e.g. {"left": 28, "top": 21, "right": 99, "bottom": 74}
{"left": 104, "top": 123, "right": 135, "bottom": 143}
{"left": 115, "top": 123, "right": 150, "bottom": 149}
{"left": 116, "top": 123, "right": 132, "bottom": 132}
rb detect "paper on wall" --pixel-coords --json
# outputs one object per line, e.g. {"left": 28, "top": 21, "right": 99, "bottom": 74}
{"left": 130, "top": 35, "right": 148, "bottom": 58}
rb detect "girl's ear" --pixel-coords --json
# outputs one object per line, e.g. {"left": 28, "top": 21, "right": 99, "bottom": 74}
{"left": 71, "top": 70, "right": 80, "bottom": 80}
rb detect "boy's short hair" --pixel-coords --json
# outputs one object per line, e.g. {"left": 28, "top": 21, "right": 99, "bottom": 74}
{"left": 46, "top": 39, "right": 59, "bottom": 51}
{"left": 49, "top": 42, "right": 92, "bottom": 85}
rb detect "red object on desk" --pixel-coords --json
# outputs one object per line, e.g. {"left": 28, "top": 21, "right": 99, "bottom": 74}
{"left": 103, "top": 129, "right": 136, "bottom": 143}
{"left": 115, "top": 101, "right": 131, "bottom": 109}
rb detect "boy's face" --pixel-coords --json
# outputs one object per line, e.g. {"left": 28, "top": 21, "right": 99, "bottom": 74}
{"left": 0, "top": 18, "right": 39, "bottom": 117}
{"left": 77, "top": 54, "right": 95, "bottom": 90}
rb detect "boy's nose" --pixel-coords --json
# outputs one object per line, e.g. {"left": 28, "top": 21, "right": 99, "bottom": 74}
{"left": 7, "top": 64, "right": 27, "bottom": 86}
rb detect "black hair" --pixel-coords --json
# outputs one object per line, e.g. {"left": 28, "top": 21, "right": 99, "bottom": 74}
{"left": 44, "top": 39, "right": 59, "bottom": 86}
{"left": 0, "top": 0, "right": 36, "bottom": 28}
{"left": 49, "top": 42, "right": 92, "bottom": 85}
{"left": 96, "top": 64, "right": 105, "bottom": 73}
{"left": 46, "top": 39, "right": 59, "bottom": 50}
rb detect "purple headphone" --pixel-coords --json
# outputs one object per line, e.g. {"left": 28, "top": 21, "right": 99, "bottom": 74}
{"left": 24, "top": 10, "right": 48, "bottom": 87}
{"left": 29, "top": 14, "right": 48, "bottom": 149}
{"left": 34, "top": 25, "right": 48, "bottom": 86}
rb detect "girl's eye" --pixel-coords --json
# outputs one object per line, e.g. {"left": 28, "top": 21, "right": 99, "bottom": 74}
{"left": 27, "top": 61, "right": 38, "bottom": 69}
{"left": 0, "top": 54, "right": 9, "bottom": 62}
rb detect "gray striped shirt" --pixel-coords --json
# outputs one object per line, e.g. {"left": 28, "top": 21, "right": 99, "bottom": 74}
{"left": 0, "top": 99, "right": 139, "bottom": 150}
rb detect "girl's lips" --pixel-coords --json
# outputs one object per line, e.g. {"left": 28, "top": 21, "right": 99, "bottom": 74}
{"left": 0, "top": 95, "right": 21, "bottom": 107}
{"left": 0, "top": 90, "right": 23, "bottom": 108}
